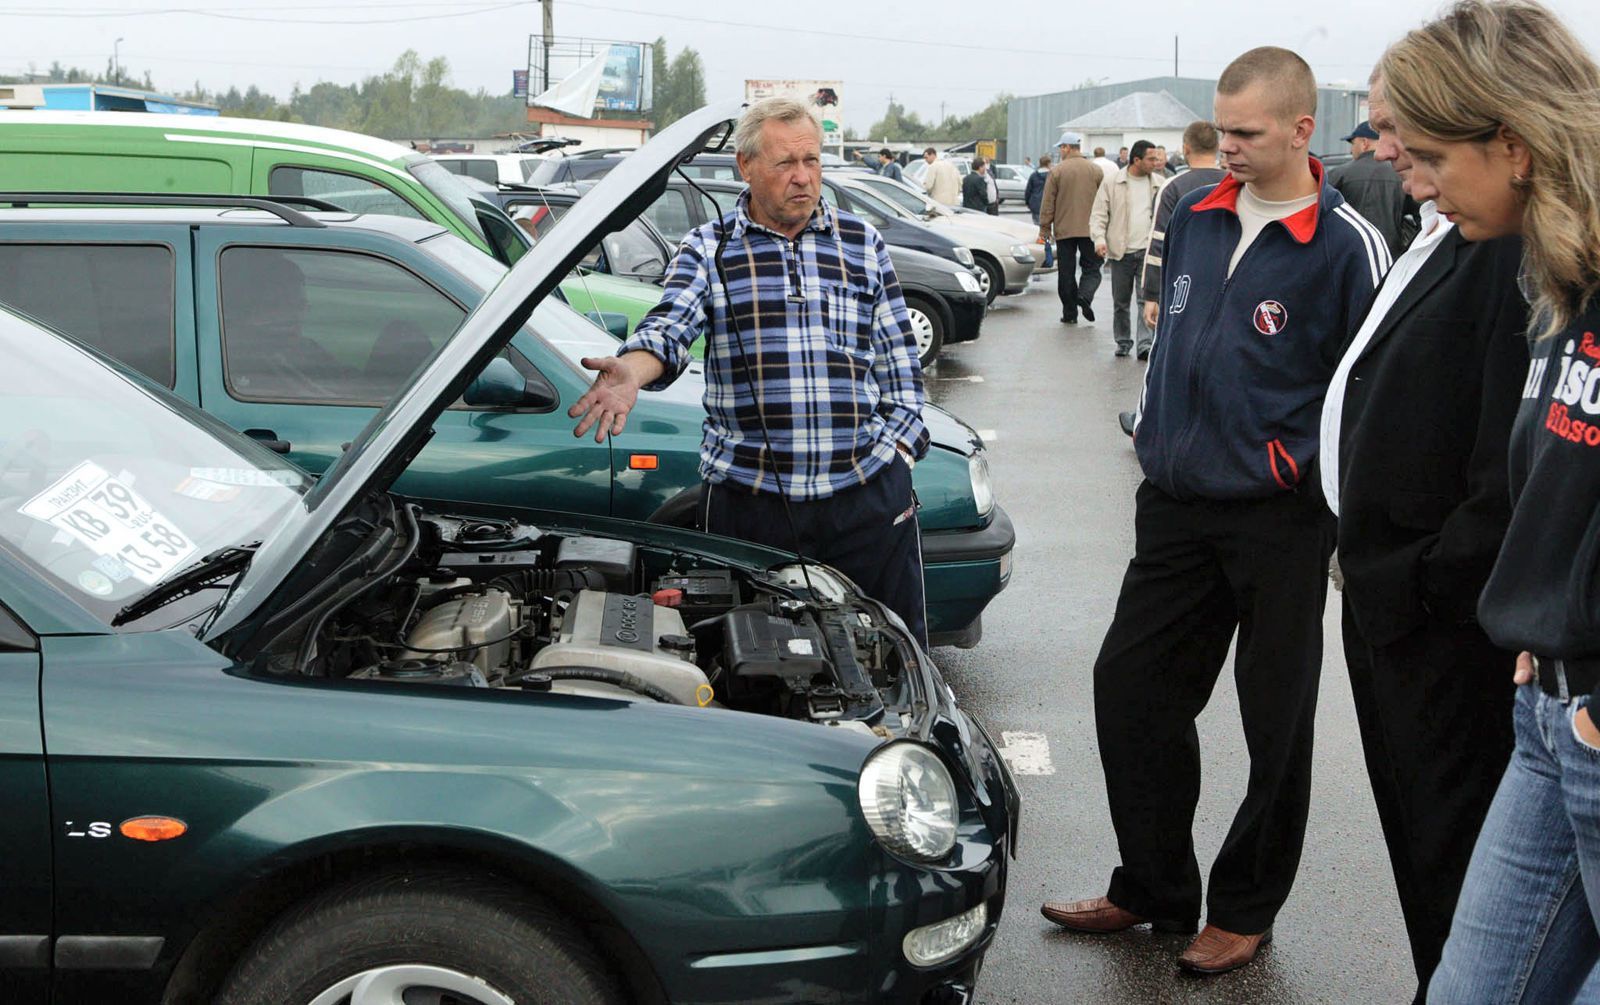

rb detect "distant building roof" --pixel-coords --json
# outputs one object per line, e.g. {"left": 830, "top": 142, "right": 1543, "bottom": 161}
{"left": 1058, "top": 90, "right": 1201, "bottom": 131}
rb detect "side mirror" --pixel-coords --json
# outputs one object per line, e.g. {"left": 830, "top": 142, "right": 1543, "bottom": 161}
{"left": 464, "top": 357, "right": 531, "bottom": 407}
{"left": 585, "top": 311, "right": 632, "bottom": 338}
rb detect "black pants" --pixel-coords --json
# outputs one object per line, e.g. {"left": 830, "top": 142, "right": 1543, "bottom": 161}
{"left": 1095, "top": 479, "right": 1334, "bottom": 934}
{"left": 1341, "top": 600, "right": 1515, "bottom": 1004}
{"left": 702, "top": 457, "right": 927, "bottom": 647}
{"left": 1055, "top": 237, "right": 1103, "bottom": 321}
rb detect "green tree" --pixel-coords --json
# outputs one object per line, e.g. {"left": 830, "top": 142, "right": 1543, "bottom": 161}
{"left": 650, "top": 40, "right": 707, "bottom": 130}
{"left": 867, "top": 100, "right": 930, "bottom": 142}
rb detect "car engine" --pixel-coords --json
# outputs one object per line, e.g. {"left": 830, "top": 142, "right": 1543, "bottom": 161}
{"left": 300, "top": 512, "right": 917, "bottom": 731}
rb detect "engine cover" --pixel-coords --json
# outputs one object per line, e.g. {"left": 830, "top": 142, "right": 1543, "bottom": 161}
{"left": 402, "top": 590, "right": 515, "bottom": 675}
{"left": 532, "top": 590, "right": 710, "bottom": 705}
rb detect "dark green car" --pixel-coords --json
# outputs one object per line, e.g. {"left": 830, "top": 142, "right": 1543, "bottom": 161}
{"left": 0, "top": 207, "right": 1013, "bottom": 650}
{"left": 0, "top": 104, "right": 1017, "bottom": 1004}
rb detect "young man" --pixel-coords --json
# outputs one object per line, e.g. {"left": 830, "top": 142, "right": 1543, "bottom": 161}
{"left": 962, "top": 156, "right": 991, "bottom": 212}
{"left": 568, "top": 98, "right": 930, "bottom": 644}
{"left": 1041, "top": 47, "right": 1387, "bottom": 974}
{"left": 1090, "top": 139, "right": 1167, "bottom": 358}
{"left": 876, "top": 148, "right": 903, "bottom": 183}
{"left": 1024, "top": 154, "right": 1055, "bottom": 268}
{"left": 1037, "top": 130, "right": 1106, "bottom": 325}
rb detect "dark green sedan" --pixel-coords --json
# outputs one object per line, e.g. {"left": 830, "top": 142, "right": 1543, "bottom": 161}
{"left": 0, "top": 103, "right": 1016, "bottom": 1005}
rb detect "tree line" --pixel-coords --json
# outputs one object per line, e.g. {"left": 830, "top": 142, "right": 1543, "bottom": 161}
{"left": 4, "top": 39, "right": 710, "bottom": 140}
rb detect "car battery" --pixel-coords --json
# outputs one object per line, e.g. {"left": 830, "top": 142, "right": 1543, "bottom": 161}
{"left": 721, "top": 607, "right": 831, "bottom": 686}
{"left": 652, "top": 569, "right": 740, "bottom": 626}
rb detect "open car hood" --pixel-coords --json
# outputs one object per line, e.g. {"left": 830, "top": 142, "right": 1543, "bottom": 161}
{"left": 202, "top": 101, "right": 743, "bottom": 643}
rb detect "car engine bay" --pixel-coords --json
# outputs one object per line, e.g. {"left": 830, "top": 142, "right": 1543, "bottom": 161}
{"left": 280, "top": 509, "right": 923, "bottom": 734}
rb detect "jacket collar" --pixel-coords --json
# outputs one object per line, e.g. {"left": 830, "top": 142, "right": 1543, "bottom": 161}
{"left": 730, "top": 189, "right": 838, "bottom": 242}
{"left": 1190, "top": 157, "right": 1327, "bottom": 244}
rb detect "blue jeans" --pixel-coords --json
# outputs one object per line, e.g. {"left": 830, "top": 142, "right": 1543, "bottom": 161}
{"left": 1032, "top": 211, "right": 1054, "bottom": 267}
{"left": 1429, "top": 684, "right": 1600, "bottom": 1003}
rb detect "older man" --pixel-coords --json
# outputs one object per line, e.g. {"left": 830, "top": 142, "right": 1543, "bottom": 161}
{"left": 568, "top": 97, "right": 931, "bottom": 644}
{"left": 920, "top": 147, "right": 961, "bottom": 206}
{"left": 1038, "top": 130, "right": 1106, "bottom": 325}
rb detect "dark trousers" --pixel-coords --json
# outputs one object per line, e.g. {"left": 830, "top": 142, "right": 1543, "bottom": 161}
{"left": 1110, "top": 251, "right": 1151, "bottom": 353}
{"left": 1055, "top": 237, "right": 1103, "bottom": 321}
{"left": 1095, "top": 479, "right": 1335, "bottom": 934}
{"left": 702, "top": 456, "right": 927, "bottom": 647}
{"left": 1341, "top": 599, "right": 1515, "bottom": 1004}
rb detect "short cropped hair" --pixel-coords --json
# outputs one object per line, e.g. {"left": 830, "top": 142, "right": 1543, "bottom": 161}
{"left": 879, "top": 147, "right": 892, "bottom": 159}
{"left": 1093, "top": 146, "right": 1106, "bottom": 157}
{"left": 733, "top": 97, "right": 822, "bottom": 161}
{"left": 1129, "top": 139, "right": 1156, "bottom": 161}
{"left": 1182, "top": 120, "right": 1219, "bottom": 154}
{"left": 971, "top": 155, "right": 986, "bottom": 170}
{"left": 1039, "top": 154, "right": 1052, "bottom": 166}
{"left": 923, "top": 146, "right": 938, "bottom": 158}
{"left": 1217, "top": 46, "right": 1318, "bottom": 122}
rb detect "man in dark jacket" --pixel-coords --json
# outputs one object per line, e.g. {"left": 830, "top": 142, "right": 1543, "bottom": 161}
{"left": 962, "top": 157, "right": 990, "bottom": 211}
{"left": 1024, "top": 155, "right": 1054, "bottom": 268}
{"left": 1041, "top": 47, "right": 1386, "bottom": 976}
{"left": 1329, "top": 120, "right": 1418, "bottom": 259}
{"left": 1320, "top": 72, "right": 1524, "bottom": 1004}
{"left": 876, "top": 148, "right": 903, "bottom": 183}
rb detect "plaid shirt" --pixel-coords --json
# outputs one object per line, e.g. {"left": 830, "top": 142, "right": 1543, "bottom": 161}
{"left": 619, "top": 192, "right": 928, "bottom": 500}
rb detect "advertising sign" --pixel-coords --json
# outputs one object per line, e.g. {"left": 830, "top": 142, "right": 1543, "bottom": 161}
{"left": 743, "top": 79, "right": 844, "bottom": 148}
{"left": 512, "top": 69, "right": 529, "bottom": 98}
{"left": 598, "top": 43, "right": 646, "bottom": 112}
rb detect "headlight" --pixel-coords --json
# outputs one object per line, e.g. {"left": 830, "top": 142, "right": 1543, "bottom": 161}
{"left": 953, "top": 246, "right": 975, "bottom": 266}
{"left": 954, "top": 270, "right": 981, "bottom": 294}
{"left": 858, "top": 742, "right": 958, "bottom": 861}
{"left": 1009, "top": 243, "right": 1034, "bottom": 262}
{"left": 904, "top": 902, "right": 988, "bottom": 967}
{"left": 969, "top": 452, "right": 994, "bottom": 517}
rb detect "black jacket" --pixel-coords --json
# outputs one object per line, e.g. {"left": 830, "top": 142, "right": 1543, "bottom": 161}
{"left": 1329, "top": 151, "right": 1418, "bottom": 260}
{"left": 1336, "top": 231, "right": 1528, "bottom": 647}
{"left": 1024, "top": 167, "right": 1047, "bottom": 215}
{"left": 961, "top": 171, "right": 989, "bottom": 212}
{"left": 1140, "top": 166, "right": 1227, "bottom": 303}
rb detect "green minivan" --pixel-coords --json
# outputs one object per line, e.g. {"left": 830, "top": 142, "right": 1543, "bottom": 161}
{"left": 0, "top": 110, "right": 532, "bottom": 266}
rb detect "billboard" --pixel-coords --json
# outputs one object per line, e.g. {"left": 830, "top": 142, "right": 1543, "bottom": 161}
{"left": 744, "top": 79, "right": 843, "bottom": 148}
{"left": 597, "top": 43, "right": 646, "bottom": 112}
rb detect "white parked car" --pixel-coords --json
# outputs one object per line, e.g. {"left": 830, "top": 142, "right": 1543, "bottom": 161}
{"left": 430, "top": 152, "right": 548, "bottom": 186}
{"left": 829, "top": 172, "right": 1036, "bottom": 303}
{"left": 849, "top": 172, "right": 1041, "bottom": 244}
{"left": 989, "top": 164, "right": 1031, "bottom": 205}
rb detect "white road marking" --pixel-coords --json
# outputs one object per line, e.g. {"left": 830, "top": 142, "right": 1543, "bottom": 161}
{"left": 932, "top": 374, "right": 985, "bottom": 383}
{"left": 976, "top": 429, "right": 998, "bottom": 442}
{"left": 998, "top": 731, "right": 1055, "bottom": 776}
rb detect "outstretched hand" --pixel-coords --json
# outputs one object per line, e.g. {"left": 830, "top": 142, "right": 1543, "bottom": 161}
{"left": 568, "top": 356, "right": 640, "bottom": 443}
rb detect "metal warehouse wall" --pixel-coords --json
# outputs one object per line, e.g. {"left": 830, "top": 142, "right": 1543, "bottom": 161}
{"left": 1007, "top": 76, "right": 1368, "bottom": 166}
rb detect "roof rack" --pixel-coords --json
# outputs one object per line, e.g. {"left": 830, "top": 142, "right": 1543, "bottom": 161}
{"left": 0, "top": 193, "right": 339, "bottom": 227}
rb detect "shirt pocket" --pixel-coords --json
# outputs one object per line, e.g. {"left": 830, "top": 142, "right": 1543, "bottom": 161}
{"left": 819, "top": 282, "right": 878, "bottom": 359}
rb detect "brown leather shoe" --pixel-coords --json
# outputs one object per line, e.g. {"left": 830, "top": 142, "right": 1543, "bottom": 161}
{"left": 1177, "top": 923, "right": 1273, "bottom": 974}
{"left": 1040, "top": 896, "right": 1196, "bottom": 934}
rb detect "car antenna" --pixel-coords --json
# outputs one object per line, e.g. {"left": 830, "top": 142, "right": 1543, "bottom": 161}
{"left": 675, "top": 166, "right": 820, "bottom": 603}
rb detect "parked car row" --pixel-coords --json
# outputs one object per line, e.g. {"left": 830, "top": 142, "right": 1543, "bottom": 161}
{"left": 0, "top": 102, "right": 1016, "bottom": 1004}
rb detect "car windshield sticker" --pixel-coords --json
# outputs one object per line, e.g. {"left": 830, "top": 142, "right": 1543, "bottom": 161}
{"left": 22, "top": 460, "right": 198, "bottom": 587}
{"left": 77, "top": 569, "right": 114, "bottom": 596}
{"left": 91, "top": 554, "right": 134, "bottom": 583}
{"left": 187, "top": 467, "right": 301, "bottom": 488}
{"left": 175, "top": 476, "right": 243, "bottom": 503}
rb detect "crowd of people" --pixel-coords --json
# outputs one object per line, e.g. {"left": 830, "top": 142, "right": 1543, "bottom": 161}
{"left": 571, "top": 3, "right": 1600, "bottom": 998}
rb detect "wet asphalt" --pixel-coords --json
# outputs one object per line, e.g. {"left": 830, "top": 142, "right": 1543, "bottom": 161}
{"left": 926, "top": 241, "right": 1414, "bottom": 1004}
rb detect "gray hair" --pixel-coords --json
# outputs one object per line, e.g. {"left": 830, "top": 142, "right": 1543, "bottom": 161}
{"left": 733, "top": 97, "right": 823, "bottom": 161}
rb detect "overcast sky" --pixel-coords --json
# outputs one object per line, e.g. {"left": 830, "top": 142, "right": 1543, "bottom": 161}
{"left": 11, "top": 0, "right": 1600, "bottom": 132}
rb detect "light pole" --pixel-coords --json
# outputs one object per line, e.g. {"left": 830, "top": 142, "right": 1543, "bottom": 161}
{"left": 113, "top": 37, "right": 124, "bottom": 83}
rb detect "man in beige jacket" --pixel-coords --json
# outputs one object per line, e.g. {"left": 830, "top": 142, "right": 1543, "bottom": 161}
{"left": 1090, "top": 139, "right": 1168, "bottom": 357}
{"left": 1037, "top": 130, "right": 1106, "bottom": 325}
{"left": 920, "top": 147, "right": 962, "bottom": 206}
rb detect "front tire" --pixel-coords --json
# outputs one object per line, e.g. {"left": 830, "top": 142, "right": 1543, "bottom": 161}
{"left": 215, "top": 870, "right": 623, "bottom": 1005}
{"left": 973, "top": 254, "right": 1003, "bottom": 305}
{"left": 903, "top": 294, "right": 946, "bottom": 368}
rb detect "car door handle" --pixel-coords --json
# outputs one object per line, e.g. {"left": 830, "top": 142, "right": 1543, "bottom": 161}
{"left": 244, "top": 429, "right": 291, "bottom": 454}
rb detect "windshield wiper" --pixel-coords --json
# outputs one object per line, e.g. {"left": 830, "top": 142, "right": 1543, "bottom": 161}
{"left": 112, "top": 542, "right": 260, "bottom": 627}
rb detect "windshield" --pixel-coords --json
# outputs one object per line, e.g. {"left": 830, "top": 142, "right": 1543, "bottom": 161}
{"left": 420, "top": 234, "right": 623, "bottom": 377}
{"left": 843, "top": 183, "right": 916, "bottom": 222}
{"left": 862, "top": 177, "right": 937, "bottom": 216}
{"left": 601, "top": 219, "right": 667, "bottom": 280}
{"left": 0, "top": 308, "right": 309, "bottom": 623}
{"left": 408, "top": 159, "right": 491, "bottom": 243}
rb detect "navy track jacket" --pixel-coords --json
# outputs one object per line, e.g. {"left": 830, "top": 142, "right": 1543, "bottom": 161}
{"left": 1134, "top": 162, "right": 1387, "bottom": 500}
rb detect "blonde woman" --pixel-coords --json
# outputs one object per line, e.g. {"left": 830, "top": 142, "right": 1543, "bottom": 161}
{"left": 1380, "top": 1, "right": 1600, "bottom": 1000}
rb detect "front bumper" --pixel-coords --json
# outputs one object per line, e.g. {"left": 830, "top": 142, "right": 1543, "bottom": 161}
{"left": 1000, "top": 254, "right": 1036, "bottom": 294}
{"left": 923, "top": 506, "right": 1014, "bottom": 644}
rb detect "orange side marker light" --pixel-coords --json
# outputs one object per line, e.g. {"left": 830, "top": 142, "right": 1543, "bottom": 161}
{"left": 120, "top": 817, "right": 188, "bottom": 842}
{"left": 629, "top": 454, "right": 659, "bottom": 470}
